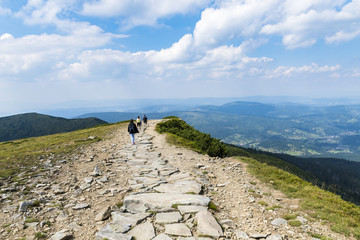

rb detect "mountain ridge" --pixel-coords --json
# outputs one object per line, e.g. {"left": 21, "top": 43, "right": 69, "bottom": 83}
{"left": 0, "top": 112, "right": 107, "bottom": 142}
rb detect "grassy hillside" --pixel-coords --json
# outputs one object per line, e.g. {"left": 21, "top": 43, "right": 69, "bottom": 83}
{"left": 156, "top": 118, "right": 360, "bottom": 239}
{"left": 0, "top": 122, "right": 122, "bottom": 179}
{"left": 0, "top": 113, "right": 107, "bottom": 142}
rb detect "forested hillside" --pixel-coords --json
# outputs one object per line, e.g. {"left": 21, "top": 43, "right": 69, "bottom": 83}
{"left": 0, "top": 113, "right": 107, "bottom": 142}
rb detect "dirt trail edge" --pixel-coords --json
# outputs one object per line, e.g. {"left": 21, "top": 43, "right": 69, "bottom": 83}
{"left": 0, "top": 120, "right": 350, "bottom": 240}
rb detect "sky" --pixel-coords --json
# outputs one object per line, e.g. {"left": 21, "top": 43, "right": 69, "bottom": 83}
{"left": 1, "top": 0, "right": 360, "bottom": 116}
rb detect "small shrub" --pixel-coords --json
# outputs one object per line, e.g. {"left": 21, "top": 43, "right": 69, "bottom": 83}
{"left": 25, "top": 218, "right": 39, "bottom": 223}
{"left": 266, "top": 205, "right": 282, "bottom": 210}
{"left": 258, "top": 201, "right": 268, "bottom": 206}
{"left": 288, "top": 220, "right": 302, "bottom": 227}
{"left": 208, "top": 201, "right": 218, "bottom": 211}
{"left": 115, "top": 202, "right": 123, "bottom": 209}
{"left": 34, "top": 232, "right": 47, "bottom": 239}
{"left": 283, "top": 214, "right": 297, "bottom": 220}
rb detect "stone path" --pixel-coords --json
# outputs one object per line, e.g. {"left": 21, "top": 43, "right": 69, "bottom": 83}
{"left": 93, "top": 125, "right": 287, "bottom": 240}
{"left": 95, "top": 128, "right": 227, "bottom": 240}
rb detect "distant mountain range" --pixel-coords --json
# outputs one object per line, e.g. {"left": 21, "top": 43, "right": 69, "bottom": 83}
{"left": 77, "top": 101, "right": 360, "bottom": 161}
{"left": 0, "top": 113, "right": 107, "bottom": 142}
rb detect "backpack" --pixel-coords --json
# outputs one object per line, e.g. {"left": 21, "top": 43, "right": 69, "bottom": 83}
{"left": 129, "top": 123, "right": 137, "bottom": 133}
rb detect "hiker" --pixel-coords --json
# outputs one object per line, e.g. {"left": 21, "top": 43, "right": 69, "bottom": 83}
{"left": 136, "top": 116, "right": 142, "bottom": 131}
{"left": 128, "top": 119, "right": 139, "bottom": 144}
{"left": 143, "top": 114, "right": 148, "bottom": 125}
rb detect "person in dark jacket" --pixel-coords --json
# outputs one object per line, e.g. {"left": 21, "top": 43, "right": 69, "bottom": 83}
{"left": 128, "top": 119, "right": 139, "bottom": 144}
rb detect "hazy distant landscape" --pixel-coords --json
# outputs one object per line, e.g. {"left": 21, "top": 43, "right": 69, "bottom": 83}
{"left": 77, "top": 99, "right": 360, "bottom": 162}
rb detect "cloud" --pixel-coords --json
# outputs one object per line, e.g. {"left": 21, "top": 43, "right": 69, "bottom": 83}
{"left": 191, "top": 0, "right": 360, "bottom": 49}
{"left": 0, "top": 31, "right": 117, "bottom": 77}
{"left": 261, "top": 0, "right": 360, "bottom": 48}
{"left": 193, "top": 0, "right": 279, "bottom": 47}
{"left": 0, "top": 4, "right": 11, "bottom": 15}
{"left": 82, "top": 0, "right": 211, "bottom": 30}
{"left": 269, "top": 63, "right": 341, "bottom": 78}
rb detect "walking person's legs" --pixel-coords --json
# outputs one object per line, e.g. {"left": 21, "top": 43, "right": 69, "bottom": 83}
{"left": 130, "top": 133, "right": 135, "bottom": 144}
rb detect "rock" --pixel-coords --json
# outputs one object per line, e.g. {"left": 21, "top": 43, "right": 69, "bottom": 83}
{"left": 177, "top": 205, "right": 207, "bottom": 214}
{"left": 54, "top": 188, "right": 66, "bottom": 195}
{"left": 95, "top": 206, "right": 112, "bottom": 221}
{"left": 80, "top": 183, "right": 91, "bottom": 190}
{"left": 1, "top": 187, "right": 16, "bottom": 192}
{"left": 234, "top": 231, "right": 250, "bottom": 239}
{"left": 68, "top": 222, "right": 81, "bottom": 231}
{"left": 266, "top": 234, "right": 283, "bottom": 240}
{"left": 250, "top": 233, "right": 269, "bottom": 239}
{"left": 164, "top": 223, "right": 192, "bottom": 237}
{"left": 95, "top": 225, "right": 132, "bottom": 240}
{"left": 156, "top": 211, "right": 182, "bottom": 224}
{"left": 152, "top": 233, "right": 173, "bottom": 240}
{"left": 49, "top": 229, "right": 73, "bottom": 240}
{"left": 98, "top": 176, "right": 109, "bottom": 183}
{"left": 271, "top": 218, "right": 287, "bottom": 226}
{"left": 25, "top": 222, "right": 39, "bottom": 228}
{"left": 195, "top": 210, "right": 223, "bottom": 238}
{"left": 219, "top": 219, "right": 234, "bottom": 228}
{"left": 56, "top": 213, "right": 68, "bottom": 222}
{"left": 72, "top": 203, "right": 89, "bottom": 210}
{"left": 128, "top": 221, "right": 155, "bottom": 240}
{"left": 98, "top": 189, "right": 111, "bottom": 195}
{"left": 123, "top": 193, "right": 210, "bottom": 213}
{"left": 83, "top": 177, "right": 93, "bottom": 184}
{"left": 154, "top": 180, "right": 202, "bottom": 194}
{"left": 19, "top": 201, "right": 33, "bottom": 212}
{"left": 91, "top": 165, "right": 102, "bottom": 177}
{"left": 296, "top": 216, "right": 308, "bottom": 224}
{"left": 111, "top": 212, "right": 151, "bottom": 227}
{"left": 99, "top": 222, "right": 132, "bottom": 234}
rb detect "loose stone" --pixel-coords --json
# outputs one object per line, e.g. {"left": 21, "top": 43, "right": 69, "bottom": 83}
{"left": 164, "top": 223, "right": 192, "bottom": 237}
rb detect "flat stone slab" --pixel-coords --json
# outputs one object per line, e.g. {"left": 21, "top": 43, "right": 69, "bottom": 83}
{"left": 128, "top": 221, "right": 155, "bottom": 240}
{"left": 123, "top": 193, "right": 211, "bottom": 213}
{"left": 266, "top": 234, "right": 283, "bottom": 240}
{"left": 160, "top": 169, "right": 180, "bottom": 176}
{"left": 72, "top": 203, "right": 90, "bottom": 210}
{"left": 98, "top": 222, "right": 132, "bottom": 234}
{"left": 271, "top": 218, "right": 287, "bottom": 226}
{"left": 195, "top": 210, "right": 223, "bottom": 238}
{"left": 132, "top": 177, "right": 163, "bottom": 185}
{"left": 154, "top": 180, "right": 202, "bottom": 194}
{"left": 153, "top": 233, "right": 173, "bottom": 240}
{"left": 111, "top": 212, "right": 150, "bottom": 226}
{"left": 177, "top": 205, "right": 207, "bottom": 215}
{"left": 167, "top": 172, "right": 192, "bottom": 182}
{"left": 95, "top": 229, "right": 132, "bottom": 240}
{"left": 156, "top": 211, "right": 182, "bottom": 224}
{"left": 165, "top": 223, "right": 192, "bottom": 237}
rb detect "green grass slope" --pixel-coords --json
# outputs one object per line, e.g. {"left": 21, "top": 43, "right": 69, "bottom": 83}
{"left": 0, "top": 113, "right": 107, "bottom": 142}
{"left": 0, "top": 121, "right": 121, "bottom": 178}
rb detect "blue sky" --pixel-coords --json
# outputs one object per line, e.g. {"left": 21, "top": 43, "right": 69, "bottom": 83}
{"left": 1, "top": 0, "right": 360, "bottom": 115}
